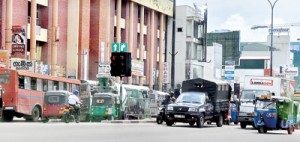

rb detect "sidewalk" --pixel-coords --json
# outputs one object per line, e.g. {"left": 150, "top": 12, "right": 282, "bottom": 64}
{"left": 101, "top": 118, "right": 156, "bottom": 124}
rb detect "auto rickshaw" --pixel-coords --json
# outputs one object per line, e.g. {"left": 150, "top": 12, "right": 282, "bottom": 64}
{"left": 254, "top": 95, "right": 295, "bottom": 134}
{"left": 90, "top": 93, "right": 118, "bottom": 122}
{"left": 42, "top": 91, "right": 72, "bottom": 123}
{"left": 293, "top": 101, "right": 300, "bottom": 129}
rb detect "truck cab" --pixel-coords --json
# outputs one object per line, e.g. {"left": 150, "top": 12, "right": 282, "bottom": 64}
{"left": 238, "top": 90, "right": 270, "bottom": 128}
{"left": 165, "top": 91, "right": 214, "bottom": 127}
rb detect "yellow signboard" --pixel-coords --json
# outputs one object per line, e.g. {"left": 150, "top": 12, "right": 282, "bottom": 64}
{"left": 131, "top": 0, "right": 173, "bottom": 16}
{"left": 0, "top": 50, "right": 9, "bottom": 67}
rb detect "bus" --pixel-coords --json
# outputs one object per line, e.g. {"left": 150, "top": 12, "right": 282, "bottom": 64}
{"left": 0, "top": 68, "right": 80, "bottom": 122}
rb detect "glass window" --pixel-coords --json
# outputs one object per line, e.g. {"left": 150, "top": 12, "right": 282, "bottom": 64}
{"left": 67, "top": 83, "right": 70, "bottom": 91}
{"left": 25, "top": 77, "right": 31, "bottom": 90}
{"left": 218, "top": 85, "right": 221, "bottom": 91}
{"left": 43, "top": 79, "right": 48, "bottom": 92}
{"left": 59, "top": 82, "right": 64, "bottom": 90}
{"left": 48, "top": 80, "right": 53, "bottom": 91}
{"left": 53, "top": 81, "right": 59, "bottom": 90}
{"left": 18, "top": 76, "right": 25, "bottom": 89}
{"left": 0, "top": 74, "right": 10, "bottom": 84}
{"left": 37, "top": 79, "right": 42, "bottom": 91}
{"left": 31, "top": 77, "right": 37, "bottom": 90}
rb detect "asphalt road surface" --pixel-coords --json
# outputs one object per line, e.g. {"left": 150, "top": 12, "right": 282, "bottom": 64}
{"left": 0, "top": 122, "right": 299, "bottom": 142}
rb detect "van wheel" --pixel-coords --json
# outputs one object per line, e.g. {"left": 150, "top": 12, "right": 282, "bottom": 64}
{"left": 216, "top": 115, "right": 223, "bottom": 127}
{"left": 240, "top": 122, "right": 246, "bottom": 129}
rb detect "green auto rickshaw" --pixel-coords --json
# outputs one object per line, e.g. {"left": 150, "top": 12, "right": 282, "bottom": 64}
{"left": 90, "top": 93, "right": 118, "bottom": 122}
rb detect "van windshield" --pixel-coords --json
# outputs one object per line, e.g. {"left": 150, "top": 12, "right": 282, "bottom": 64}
{"left": 240, "top": 90, "right": 270, "bottom": 101}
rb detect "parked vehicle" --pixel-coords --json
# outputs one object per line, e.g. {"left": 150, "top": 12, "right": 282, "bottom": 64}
{"left": 238, "top": 76, "right": 294, "bottom": 129}
{"left": 90, "top": 93, "right": 118, "bottom": 121}
{"left": 254, "top": 95, "right": 294, "bottom": 134}
{"left": 42, "top": 91, "right": 72, "bottom": 123}
{"left": 165, "top": 78, "right": 231, "bottom": 128}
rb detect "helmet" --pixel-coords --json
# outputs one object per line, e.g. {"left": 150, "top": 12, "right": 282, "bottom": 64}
{"left": 73, "top": 89, "right": 79, "bottom": 96}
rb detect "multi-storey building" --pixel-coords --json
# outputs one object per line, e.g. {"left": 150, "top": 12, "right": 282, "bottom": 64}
{"left": 0, "top": 0, "right": 173, "bottom": 90}
{"left": 168, "top": 5, "right": 207, "bottom": 87}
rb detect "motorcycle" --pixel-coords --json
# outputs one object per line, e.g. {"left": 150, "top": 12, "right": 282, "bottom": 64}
{"left": 63, "top": 105, "right": 80, "bottom": 123}
{"left": 156, "top": 106, "right": 166, "bottom": 124}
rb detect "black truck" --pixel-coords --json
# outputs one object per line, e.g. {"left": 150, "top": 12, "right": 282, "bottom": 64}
{"left": 165, "top": 78, "right": 231, "bottom": 127}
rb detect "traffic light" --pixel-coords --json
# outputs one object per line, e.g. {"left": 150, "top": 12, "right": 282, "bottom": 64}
{"left": 110, "top": 52, "right": 132, "bottom": 77}
{"left": 110, "top": 53, "right": 119, "bottom": 76}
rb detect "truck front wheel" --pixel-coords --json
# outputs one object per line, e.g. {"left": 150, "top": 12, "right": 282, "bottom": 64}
{"left": 197, "top": 113, "right": 205, "bottom": 128}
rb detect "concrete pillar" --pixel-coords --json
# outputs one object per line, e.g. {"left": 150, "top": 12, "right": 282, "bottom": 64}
{"left": 51, "top": 0, "right": 58, "bottom": 76}
{"left": 115, "top": 0, "right": 121, "bottom": 83}
{"left": 149, "top": 10, "right": 155, "bottom": 90}
{"left": 158, "top": 14, "right": 165, "bottom": 91}
{"left": 30, "top": 0, "right": 37, "bottom": 60}
{"left": 5, "top": 0, "right": 12, "bottom": 54}
{"left": 139, "top": 6, "right": 144, "bottom": 86}
{"left": 127, "top": 2, "right": 134, "bottom": 84}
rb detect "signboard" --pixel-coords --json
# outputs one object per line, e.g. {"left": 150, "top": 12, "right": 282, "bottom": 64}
{"left": 97, "top": 64, "right": 111, "bottom": 78}
{"left": 224, "top": 60, "right": 235, "bottom": 81}
{"left": 10, "top": 59, "right": 35, "bottom": 72}
{"left": 284, "top": 67, "right": 298, "bottom": 76}
{"left": 111, "top": 42, "right": 128, "bottom": 52}
{"left": 11, "top": 26, "right": 26, "bottom": 58}
{"left": 111, "top": 43, "right": 120, "bottom": 52}
{"left": 0, "top": 50, "right": 9, "bottom": 67}
{"left": 42, "top": 65, "right": 49, "bottom": 75}
{"left": 250, "top": 79, "right": 273, "bottom": 86}
{"left": 163, "top": 62, "right": 169, "bottom": 83}
{"left": 35, "top": 61, "right": 43, "bottom": 74}
{"left": 131, "top": 0, "right": 173, "bottom": 16}
{"left": 131, "top": 59, "right": 144, "bottom": 76}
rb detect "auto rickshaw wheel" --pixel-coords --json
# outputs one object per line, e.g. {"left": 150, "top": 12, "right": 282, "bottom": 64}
{"left": 258, "top": 126, "right": 264, "bottom": 133}
{"left": 42, "top": 117, "right": 49, "bottom": 123}
{"left": 287, "top": 127, "right": 293, "bottom": 135}
{"left": 1, "top": 111, "right": 14, "bottom": 122}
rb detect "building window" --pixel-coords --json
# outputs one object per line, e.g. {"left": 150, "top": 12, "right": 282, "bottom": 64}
{"left": 186, "top": 42, "right": 191, "bottom": 60}
{"left": 177, "top": 27, "right": 183, "bottom": 32}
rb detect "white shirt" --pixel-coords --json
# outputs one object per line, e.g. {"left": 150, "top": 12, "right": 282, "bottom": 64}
{"left": 68, "top": 95, "right": 80, "bottom": 105}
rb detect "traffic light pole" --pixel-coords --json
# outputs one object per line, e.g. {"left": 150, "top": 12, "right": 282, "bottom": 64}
{"left": 119, "top": 76, "right": 123, "bottom": 119}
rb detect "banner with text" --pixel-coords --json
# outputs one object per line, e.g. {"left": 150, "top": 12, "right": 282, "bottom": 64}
{"left": 11, "top": 26, "right": 26, "bottom": 59}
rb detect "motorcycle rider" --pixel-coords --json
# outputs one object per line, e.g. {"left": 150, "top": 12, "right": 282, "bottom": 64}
{"left": 68, "top": 89, "right": 81, "bottom": 118}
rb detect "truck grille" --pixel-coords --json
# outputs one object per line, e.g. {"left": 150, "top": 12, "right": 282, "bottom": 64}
{"left": 174, "top": 107, "right": 189, "bottom": 112}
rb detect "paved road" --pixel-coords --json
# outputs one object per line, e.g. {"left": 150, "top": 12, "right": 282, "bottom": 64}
{"left": 0, "top": 122, "right": 299, "bottom": 142}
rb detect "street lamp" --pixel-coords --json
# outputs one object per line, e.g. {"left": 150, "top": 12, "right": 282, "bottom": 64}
{"left": 268, "top": 0, "right": 279, "bottom": 76}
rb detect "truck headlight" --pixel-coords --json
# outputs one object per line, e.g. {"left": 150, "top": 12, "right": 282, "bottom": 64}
{"left": 167, "top": 106, "right": 173, "bottom": 111}
{"left": 188, "top": 107, "right": 197, "bottom": 112}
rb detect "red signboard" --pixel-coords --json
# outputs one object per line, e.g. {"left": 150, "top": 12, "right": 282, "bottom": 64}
{"left": 11, "top": 26, "right": 26, "bottom": 58}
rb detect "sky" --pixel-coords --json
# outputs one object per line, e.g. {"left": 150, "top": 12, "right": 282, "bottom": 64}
{"left": 176, "top": 0, "right": 300, "bottom": 42}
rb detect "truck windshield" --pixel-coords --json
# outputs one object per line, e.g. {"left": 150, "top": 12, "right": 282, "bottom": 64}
{"left": 255, "top": 100, "right": 276, "bottom": 110}
{"left": 175, "top": 92, "right": 206, "bottom": 104}
{"left": 240, "top": 90, "right": 270, "bottom": 101}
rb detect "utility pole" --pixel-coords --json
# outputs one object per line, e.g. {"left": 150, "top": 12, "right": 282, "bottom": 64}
{"left": 268, "top": 0, "right": 278, "bottom": 76}
{"left": 171, "top": 0, "right": 176, "bottom": 90}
